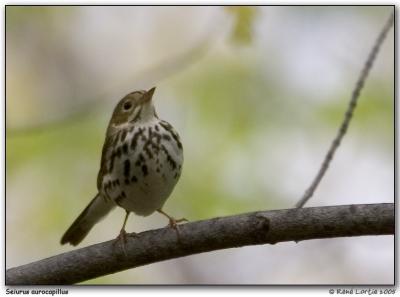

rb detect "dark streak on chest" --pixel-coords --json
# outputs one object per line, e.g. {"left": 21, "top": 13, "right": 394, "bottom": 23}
{"left": 159, "top": 121, "right": 183, "bottom": 150}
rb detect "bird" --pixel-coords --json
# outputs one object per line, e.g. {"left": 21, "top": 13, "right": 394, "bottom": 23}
{"left": 61, "top": 87, "right": 185, "bottom": 246}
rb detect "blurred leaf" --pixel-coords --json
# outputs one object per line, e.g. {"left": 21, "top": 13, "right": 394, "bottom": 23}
{"left": 6, "top": 6, "right": 75, "bottom": 29}
{"left": 180, "top": 57, "right": 276, "bottom": 140}
{"left": 6, "top": 114, "right": 104, "bottom": 176}
{"left": 172, "top": 56, "right": 286, "bottom": 220}
{"left": 225, "top": 6, "right": 258, "bottom": 46}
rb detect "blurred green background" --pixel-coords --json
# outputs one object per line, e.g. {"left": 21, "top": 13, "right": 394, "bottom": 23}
{"left": 6, "top": 6, "right": 394, "bottom": 284}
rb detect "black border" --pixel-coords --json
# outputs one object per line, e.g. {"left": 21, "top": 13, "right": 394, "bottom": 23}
{"left": 4, "top": 4, "right": 396, "bottom": 287}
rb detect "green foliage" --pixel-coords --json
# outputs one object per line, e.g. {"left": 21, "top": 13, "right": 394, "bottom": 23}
{"left": 6, "top": 116, "right": 103, "bottom": 176}
{"left": 6, "top": 6, "right": 75, "bottom": 29}
{"left": 169, "top": 56, "right": 287, "bottom": 219}
{"left": 179, "top": 56, "right": 278, "bottom": 140}
{"left": 225, "top": 6, "right": 259, "bottom": 46}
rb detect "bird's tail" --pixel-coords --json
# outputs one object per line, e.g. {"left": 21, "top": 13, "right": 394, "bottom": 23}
{"left": 61, "top": 193, "right": 115, "bottom": 246}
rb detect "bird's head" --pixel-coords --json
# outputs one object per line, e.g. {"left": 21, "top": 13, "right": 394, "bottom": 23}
{"left": 110, "top": 87, "right": 157, "bottom": 128}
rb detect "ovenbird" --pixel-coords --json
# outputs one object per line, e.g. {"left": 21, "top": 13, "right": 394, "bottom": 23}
{"left": 61, "top": 87, "right": 185, "bottom": 246}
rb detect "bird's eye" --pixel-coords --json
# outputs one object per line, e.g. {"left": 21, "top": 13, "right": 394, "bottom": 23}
{"left": 123, "top": 101, "right": 132, "bottom": 110}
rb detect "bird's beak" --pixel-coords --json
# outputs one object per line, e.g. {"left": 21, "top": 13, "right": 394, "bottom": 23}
{"left": 141, "top": 87, "right": 156, "bottom": 104}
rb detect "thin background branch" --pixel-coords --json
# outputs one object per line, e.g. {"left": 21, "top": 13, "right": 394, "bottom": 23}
{"left": 7, "top": 14, "right": 224, "bottom": 137}
{"left": 6, "top": 203, "right": 394, "bottom": 285}
{"left": 296, "top": 11, "right": 394, "bottom": 208}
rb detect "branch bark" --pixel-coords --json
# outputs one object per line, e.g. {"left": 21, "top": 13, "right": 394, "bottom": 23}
{"left": 6, "top": 203, "right": 394, "bottom": 285}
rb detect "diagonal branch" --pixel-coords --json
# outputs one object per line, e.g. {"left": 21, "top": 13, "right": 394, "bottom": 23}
{"left": 6, "top": 203, "right": 394, "bottom": 285}
{"left": 7, "top": 14, "right": 222, "bottom": 137}
{"left": 295, "top": 11, "right": 394, "bottom": 208}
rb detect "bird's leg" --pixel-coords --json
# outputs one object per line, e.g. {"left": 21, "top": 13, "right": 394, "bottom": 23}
{"left": 113, "top": 210, "right": 136, "bottom": 255}
{"left": 157, "top": 209, "right": 188, "bottom": 229}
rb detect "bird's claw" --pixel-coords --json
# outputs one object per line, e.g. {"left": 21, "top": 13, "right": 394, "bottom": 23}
{"left": 112, "top": 229, "right": 137, "bottom": 256}
{"left": 167, "top": 217, "right": 188, "bottom": 229}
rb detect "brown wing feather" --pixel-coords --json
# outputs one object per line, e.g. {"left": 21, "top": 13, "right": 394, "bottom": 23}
{"left": 97, "top": 125, "right": 119, "bottom": 190}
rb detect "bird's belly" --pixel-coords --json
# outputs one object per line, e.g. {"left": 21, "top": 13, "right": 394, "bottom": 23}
{"left": 101, "top": 123, "right": 183, "bottom": 216}
{"left": 105, "top": 156, "right": 181, "bottom": 216}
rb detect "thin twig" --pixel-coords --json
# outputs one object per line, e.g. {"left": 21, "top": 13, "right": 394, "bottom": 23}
{"left": 6, "top": 203, "right": 394, "bottom": 285}
{"left": 7, "top": 15, "right": 223, "bottom": 137}
{"left": 296, "top": 12, "right": 394, "bottom": 208}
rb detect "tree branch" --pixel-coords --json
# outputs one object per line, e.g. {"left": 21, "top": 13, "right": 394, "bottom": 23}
{"left": 6, "top": 203, "right": 394, "bottom": 285}
{"left": 295, "top": 11, "right": 394, "bottom": 208}
{"left": 7, "top": 13, "right": 222, "bottom": 137}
